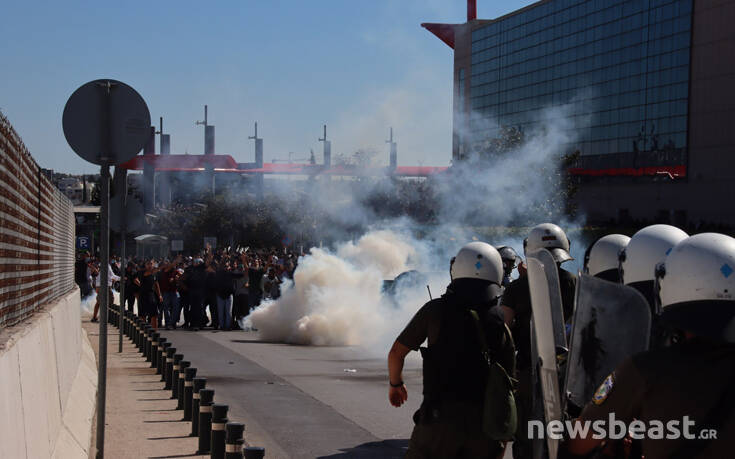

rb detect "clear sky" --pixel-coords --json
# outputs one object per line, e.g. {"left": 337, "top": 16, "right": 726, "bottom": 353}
{"left": 2, "top": 1, "right": 532, "bottom": 174}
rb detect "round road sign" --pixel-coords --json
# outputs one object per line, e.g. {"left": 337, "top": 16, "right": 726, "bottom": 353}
{"left": 62, "top": 79, "right": 151, "bottom": 166}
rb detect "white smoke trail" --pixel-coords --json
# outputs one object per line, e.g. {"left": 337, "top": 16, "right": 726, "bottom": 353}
{"left": 246, "top": 230, "right": 448, "bottom": 350}
{"left": 80, "top": 290, "right": 97, "bottom": 314}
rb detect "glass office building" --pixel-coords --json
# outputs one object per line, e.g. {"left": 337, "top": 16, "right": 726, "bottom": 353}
{"left": 466, "top": 0, "right": 692, "bottom": 169}
{"left": 424, "top": 0, "right": 735, "bottom": 226}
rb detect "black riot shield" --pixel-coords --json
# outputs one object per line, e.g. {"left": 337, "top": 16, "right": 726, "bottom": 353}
{"left": 527, "top": 249, "right": 568, "bottom": 459}
{"left": 564, "top": 273, "right": 651, "bottom": 411}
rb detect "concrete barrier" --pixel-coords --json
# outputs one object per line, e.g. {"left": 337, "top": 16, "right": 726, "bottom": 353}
{"left": 0, "top": 288, "right": 97, "bottom": 459}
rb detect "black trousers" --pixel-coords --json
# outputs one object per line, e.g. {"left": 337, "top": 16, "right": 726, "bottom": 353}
{"left": 189, "top": 291, "right": 204, "bottom": 329}
{"left": 205, "top": 294, "right": 218, "bottom": 327}
{"left": 179, "top": 292, "right": 191, "bottom": 327}
{"left": 125, "top": 293, "right": 136, "bottom": 312}
{"left": 233, "top": 294, "right": 249, "bottom": 319}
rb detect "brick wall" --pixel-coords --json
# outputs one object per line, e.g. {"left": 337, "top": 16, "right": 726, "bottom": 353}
{"left": 0, "top": 111, "right": 75, "bottom": 327}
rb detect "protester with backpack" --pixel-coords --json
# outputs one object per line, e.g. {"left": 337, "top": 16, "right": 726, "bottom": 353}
{"left": 388, "top": 242, "right": 516, "bottom": 458}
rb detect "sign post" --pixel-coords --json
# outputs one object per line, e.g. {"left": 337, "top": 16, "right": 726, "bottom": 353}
{"left": 112, "top": 167, "right": 127, "bottom": 353}
{"left": 63, "top": 79, "right": 150, "bottom": 459}
{"left": 76, "top": 236, "right": 91, "bottom": 250}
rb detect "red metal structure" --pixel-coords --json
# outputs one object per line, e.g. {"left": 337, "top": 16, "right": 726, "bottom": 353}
{"left": 120, "top": 154, "right": 448, "bottom": 177}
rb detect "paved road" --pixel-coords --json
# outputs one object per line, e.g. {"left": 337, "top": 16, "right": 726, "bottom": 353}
{"left": 158, "top": 328, "right": 424, "bottom": 458}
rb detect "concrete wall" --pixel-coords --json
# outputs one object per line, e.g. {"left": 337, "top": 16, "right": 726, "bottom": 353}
{"left": 0, "top": 288, "right": 97, "bottom": 459}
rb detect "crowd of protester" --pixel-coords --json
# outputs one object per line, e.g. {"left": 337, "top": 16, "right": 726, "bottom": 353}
{"left": 75, "top": 246, "right": 300, "bottom": 331}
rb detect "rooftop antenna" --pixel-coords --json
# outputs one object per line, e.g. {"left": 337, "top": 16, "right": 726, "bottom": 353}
{"left": 248, "top": 121, "right": 260, "bottom": 142}
{"left": 196, "top": 105, "right": 215, "bottom": 154}
{"left": 195, "top": 105, "right": 208, "bottom": 128}
{"left": 155, "top": 116, "right": 171, "bottom": 155}
{"left": 155, "top": 116, "right": 163, "bottom": 137}
{"left": 248, "top": 121, "right": 264, "bottom": 199}
{"left": 386, "top": 127, "right": 397, "bottom": 169}
{"left": 318, "top": 124, "right": 331, "bottom": 168}
{"left": 248, "top": 121, "right": 263, "bottom": 167}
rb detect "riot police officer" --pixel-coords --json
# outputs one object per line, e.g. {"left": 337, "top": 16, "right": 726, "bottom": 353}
{"left": 388, "top": 242, "right": 514, "bottom": 458}
{"left": 500, "top": 223, "right": 577, "bottom": 458}
{"left": 583, "top": 234, "right": 630, "bottom": 283}
{"left": 497, "top": 245, "right": 522, "bottom": 287}
{"left": 565, "top": 233, "right": 735, "bottom": 457}
{"left": 618, "top": 224, "right": 688, "bottom": 307}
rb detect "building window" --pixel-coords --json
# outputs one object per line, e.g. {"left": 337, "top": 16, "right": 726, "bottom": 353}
{"left": 468, "top": 0, "right": 692, "bottom": 167}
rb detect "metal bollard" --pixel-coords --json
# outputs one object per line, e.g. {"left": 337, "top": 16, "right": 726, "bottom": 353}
{"left": 183, "top": 367, "right": 197, "bottom": 421}
{"left": 142, "top": 325, "right": 149, "bottom": 356}
{"left": 244, "top": 447, "right": 265, "bottom": 459}
{"left": 134, "top": 319, "right": 141, "bottom": 348}
{"left": 225, "top": 422, "right": 245, "bottom": 459}
{"left": 160, "top": 342, "right": 172, "bottom": 381}
{"left": 171, "top": 353, "right": 184, "bottom": 398}
{"left": 191, "top": 377, "right": 207, "bottom": 437}
{"left": 164, "top": 348, "right": 177, "bottom": 388}
{"left": 155, "top": 337, "right": 167, "bottom": 374}
{"left": 137, "top": 323, "right": 144, "bottom": 351}
{"left": 150, "top": 332, "right": 160, "bottom": 367}
{"left": 177, "top": 360, "right": 191, "bottom": 409}
{"left": 210, "top": 404, "right": 229, "bottom": 459}
{"left": 136, "top": 319, "right": 144, "bottom": 348}
{"left": 144, "top": 325, "right": 152, "bottom": 359}
{"left": 197, "top": 389, "right": 215, "bottom": 454}
{"left": 156, "top": 337, "right": 168, "bottom": 374}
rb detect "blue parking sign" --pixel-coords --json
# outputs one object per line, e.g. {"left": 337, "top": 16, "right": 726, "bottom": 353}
{"left": 77, "top": 236, "right": 90, "bottom": 250}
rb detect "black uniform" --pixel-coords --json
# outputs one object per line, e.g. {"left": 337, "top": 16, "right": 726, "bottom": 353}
{"left": 575, "top": 338, "right": 735, "bottom": 458}
{"left": 397, "top": 279, "right": 514, "bottom": 459}
{"left": 137, "top": 271, "right": 158, "bottom": 318}
{"left": 205, "top": 270, "right": 218, "bottom": 327}
{"left": 184, "top": 264, "right": 207, "bottom": 329}
{"left": 123, "top": 265, "right": 138, "bottom": 312}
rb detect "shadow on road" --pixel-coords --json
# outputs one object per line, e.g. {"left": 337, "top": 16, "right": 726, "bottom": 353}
{"left": 316, "top": 439, "right": 408, "bottom": 458}
{"left": 147, "top": 454, "right": 200, "bottom": 459}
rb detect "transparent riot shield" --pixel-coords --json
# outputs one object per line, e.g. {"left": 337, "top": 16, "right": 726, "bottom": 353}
{"left": 527, "top": 249, "right": 568, "bottom": 459}
{"left": 564, "top": 274, "right": 651, "bottom": 411}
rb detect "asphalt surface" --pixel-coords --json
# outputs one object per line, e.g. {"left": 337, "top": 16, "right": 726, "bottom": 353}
{"left": 158, "top": 328, "right": 424, "bottom": 459}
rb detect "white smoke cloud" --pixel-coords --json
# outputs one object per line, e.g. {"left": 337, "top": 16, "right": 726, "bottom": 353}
{"left": 243, "top": 101, "right": 590, "bottom": 350}
{"left": 246, "top": 230, "right": 448, "bottom": 351}
{"left": 80, "top": 290, "right": 96, "bottom": 314}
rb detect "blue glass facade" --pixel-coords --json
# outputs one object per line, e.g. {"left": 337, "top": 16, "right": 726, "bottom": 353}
{"left": 467, "top": 0, "right": 692, "bottom": 164}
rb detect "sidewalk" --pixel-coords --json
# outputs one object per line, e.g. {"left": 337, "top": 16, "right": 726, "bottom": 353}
{"left": 82, "top": 313, "right": 207, "bottom": 459}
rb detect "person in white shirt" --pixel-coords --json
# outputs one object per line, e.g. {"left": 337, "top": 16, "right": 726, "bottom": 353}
{"left": 91, "top": 263, "right": 120, "bottom": 323}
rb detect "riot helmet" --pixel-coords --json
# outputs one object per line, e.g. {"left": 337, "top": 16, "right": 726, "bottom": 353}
{"left": 450, "top": 242, "right": 504, "bottom": 299}
{"left": 655, "top": 233, "right": 735, "bottom": 343}
{"left": 583, "top": 234, "right": 631, "bottom": 282}
{"left": 618, "top": 224, "right": 688, "bottom": 306}
{"left": 523, "top": 223, "right": 573, "bottom": 264}
{"left": 496, "top": 245, "right": 521, "bottom": 286}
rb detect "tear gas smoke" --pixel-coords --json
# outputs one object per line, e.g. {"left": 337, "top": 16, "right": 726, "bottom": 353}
{"left": 80, "top": 290, "right": 97, "bottom": 314}
{"left": 246, "top": 230, "right": 449, "bottom": 350}
{"left": 245, "top": 103, "right": 589, "bottom": 350}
